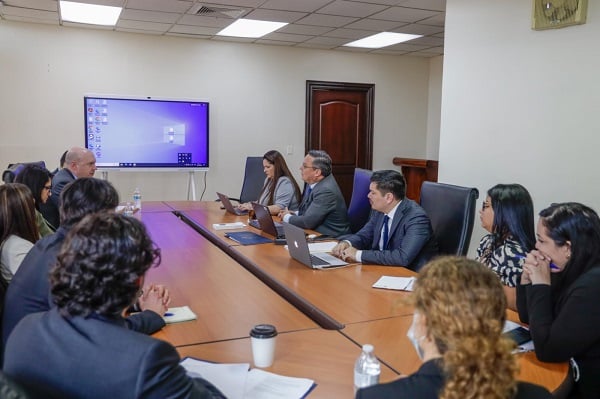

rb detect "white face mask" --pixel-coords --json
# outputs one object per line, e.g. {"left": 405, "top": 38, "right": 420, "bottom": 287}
{"left": 407, "top": 312, "right": 426, "bottom": 360}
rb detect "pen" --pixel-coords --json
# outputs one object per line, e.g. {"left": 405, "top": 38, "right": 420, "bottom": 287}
{"left": 516, "top": 255, "right": 560, "bottom": 270}
{"left": 164, "top": 312, "right": 174, "bottom": 317}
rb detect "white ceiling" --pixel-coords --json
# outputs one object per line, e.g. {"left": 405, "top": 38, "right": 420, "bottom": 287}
{"left": 0, "top": 0, "right": 445, "bottom": 57}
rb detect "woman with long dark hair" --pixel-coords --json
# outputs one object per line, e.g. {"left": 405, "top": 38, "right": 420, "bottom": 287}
{"left": 0, "top": 183, "right": 39, "bottom": 282}
{"left": 239, "top": 150, "right": 301, "bottom": 215}
{"left": 476, "top": 183, "right": 535, "bottom": 309}
{"left": 14, "top": 164, "right": 55, "bottom": 236}
{"left": 518, "top": 202, "right": 600, "bottom": 399}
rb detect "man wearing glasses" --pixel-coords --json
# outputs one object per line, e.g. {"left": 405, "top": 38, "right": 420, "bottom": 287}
{"left": 279, "top": 150, "right": 350, "bottom": 237}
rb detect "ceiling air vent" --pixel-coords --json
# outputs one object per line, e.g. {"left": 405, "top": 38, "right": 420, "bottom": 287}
{"left": 189, "top": 4, "right": 245, "bottom": 19}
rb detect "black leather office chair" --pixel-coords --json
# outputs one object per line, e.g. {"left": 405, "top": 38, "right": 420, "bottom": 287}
{"left": 347, "top": 168, "right": 373, "bottom": 233}
{"left": 223, "top": 157, "right": 265, "bottom": 203}
{"left": 2, "top": 161, "right": 46, "bottom": 184}
{"left": 420, "top": 181, "right": 479, "bottom": 256}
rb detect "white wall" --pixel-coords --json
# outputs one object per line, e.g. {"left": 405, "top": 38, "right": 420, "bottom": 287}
{"left": 0, "top": 21, "right": 436, "bottom": 201}
{"left": 440, "top": 0, "right": 600, "bottom": 256}
{"left": 426, "top": 55, "right": 443, "bottom": 160}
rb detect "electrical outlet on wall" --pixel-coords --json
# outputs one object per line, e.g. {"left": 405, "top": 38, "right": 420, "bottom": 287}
{"left": 286, "top": 145, "right": 293, "bottom": 155}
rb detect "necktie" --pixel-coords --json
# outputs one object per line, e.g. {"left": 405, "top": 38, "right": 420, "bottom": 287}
{"left": 299, "top": 186, "right": 312, "bottom": 215}
{"left": 302, "top": 185, "right": 312, "bottom": 203}
{"left": 381, "top": 215, "right": 390, "bottom": 250}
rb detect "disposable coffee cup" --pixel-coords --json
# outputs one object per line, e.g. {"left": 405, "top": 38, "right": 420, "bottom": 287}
{"left": 250, "top": 324, "right": 277, "bottom": 368}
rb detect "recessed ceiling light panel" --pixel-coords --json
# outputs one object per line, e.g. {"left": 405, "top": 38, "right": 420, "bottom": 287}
{"left": 60, "top": 1, "right": 122, "bottom": 26}
{"left": 344, "top": 32, "right": 422, "bottom": 49}
{"left": 217, "top": 18, "right": 287, "bottom": 39}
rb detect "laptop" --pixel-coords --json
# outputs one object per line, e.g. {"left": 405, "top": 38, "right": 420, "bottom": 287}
{"left": 216, "top": 192, "right": 248, "bottom": 216}
{"left": 282, "top": 222, "right": 348, "bottom": 268}
{"left": 251, "top": 202, "right": 285, "bottom": 239}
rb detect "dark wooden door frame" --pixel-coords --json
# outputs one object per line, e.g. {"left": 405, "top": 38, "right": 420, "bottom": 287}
{"left": 305, "top": 80, "right": 375, "bottom": 170}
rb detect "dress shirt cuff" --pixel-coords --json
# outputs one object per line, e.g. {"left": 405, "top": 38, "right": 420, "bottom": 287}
{"left": 356, "top": 250, "right": 363, "bottom": 263}
{"left": 283, "top": 212, "right": 297, "bottom": 223}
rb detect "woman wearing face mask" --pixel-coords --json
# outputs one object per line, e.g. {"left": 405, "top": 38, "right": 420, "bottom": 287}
{"left": 356, "top": 256, "right": 551, "bottom": 399}
{"left": 518, "top": 203, "right": 600, "bottom": 399}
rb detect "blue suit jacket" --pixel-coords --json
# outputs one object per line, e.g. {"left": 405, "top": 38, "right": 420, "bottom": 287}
{"left": 289, "top": 174, "right": 351, "bottom": 237}
{"left": 2, "top": 228, "right": 164, "bottom": 348}
{"left": 4, "top": 308, "right": 224, "bottom": 399}
{"left": 340, "top": 199, "right": 438, "bottom": 270}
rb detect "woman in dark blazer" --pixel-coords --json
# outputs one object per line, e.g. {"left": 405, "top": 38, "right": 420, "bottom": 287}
{"left": 356, "top": 257, "right": 551, "bottom": 399}
{"left": 518, "top": 202, "right": 600, "bottom": 399}
{"left": 4, "top": 213, "right": 225, "bottom": 399}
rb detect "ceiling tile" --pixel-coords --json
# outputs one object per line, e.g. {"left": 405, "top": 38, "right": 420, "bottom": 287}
{"left": 317, "top": 0, "right": 388, "bottom": 18}
{"left": 1, "top": 5, "right": 57, "bottom": 20}
{"left": 3, "top": 0, "right": 57, "bottom": 12}
{"left": 370, "top": 6, "right": 440, "bottom": 23}
{"left": 393, "top": 23, "right": 442, "bottom": 36}
{"left": 372, "top": 49, "right": 409, "bottom": 55}
{"left": 119, "top": 9, "right": 180, "bottom": 23}
{"left": 397, "top": 0, "right": 445, "bottom": 12}
{"left": 71, "top": 0, "right": 124, "bottom": 7}
{"left": 126, "top": 0, "right": 192, "bottom": 13}
{"left": 302, "top": 35, "right": 348, "bottom": 46}
{"left": 262, "top": 32, "right": 313, "bottom": 42}
{"left": 2, "top": 14, "right": 58, "bottom": 23}
{"left": 168, "top": 24, "right": 219, "bottom": 35}
{"left": 409, "top": 36, "right": 444, "bottom": 46}
{"left": 419, "top": 46, "right": 443, "bottom": 54}
{"left": 294, "top": 13, "right": 358, "bottom": 27}
{"left": 385, "top": 42, "right": 431, "bottom": 51}
{"left": 259, "top": 0, "right": 332, "bottom": 13}
{"left": 419, "top": 13, "right": 444, "bottom": 26}
{"left": 200, "top": 0, "right": 263, "bottom": 7}
{"left": 278, "top": 23, "right": 333, "bottom": 35}
{"left": 117, "top": 19, "right": 171, "bottom": 32}
{"left": 177, "top": 14, "right": 231, "bottom": 28}
{"left": 323, "top": 28, "right": 375, "bottom": 39}
{"left": 244, "top": 8, "right": 307, "bottom": 23}
{"left": 116, "top": 27, "right": 164, "bottom": 35}
{"left": 254, "top": 38, "right": 297, "bottom": 46}
{"left": 353, "top": 0, "right": 403, "bottom": 5}
{"left": 344, "top": 18, "right": 405, "bottom": 31}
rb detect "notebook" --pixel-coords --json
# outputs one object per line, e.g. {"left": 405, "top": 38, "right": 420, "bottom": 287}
{"left": 251, "top": 202, "right": 285, "bottom": 239}
{"left": 282, "top": 222, "right": 347, "bottom": 268}
{"left": 216, "top": 192, "right": 248, "bottom": 216}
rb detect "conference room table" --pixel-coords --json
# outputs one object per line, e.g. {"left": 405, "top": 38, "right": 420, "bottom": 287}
{"left": 141, "top": 210, "right": 318, "bottom": 347}
{"left": 143, "top": 201, "right": 568, "bottom": 395}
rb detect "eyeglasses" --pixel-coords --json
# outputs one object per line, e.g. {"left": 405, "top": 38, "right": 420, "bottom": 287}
{"left": 481, "top": 202, "right": 491, "bottom": 211}
{"left": 43, "top": 185, "right": 52, "bottom": 191}
{"left": 301, "top": 164, "right": 318, "bottom": 170}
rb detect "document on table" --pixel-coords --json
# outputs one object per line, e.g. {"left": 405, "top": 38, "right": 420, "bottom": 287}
{"left": 163, "top": 306, "right": 197, "bottom": 324}
{"left": 372, "top": 276, "right": 416, "bottom": 291}
{"left": 503, "top": 320, "right": 535, "bottom": 353}
{"left": 180, "top": 358, "right": 316, "bottom": 399}
{"left": 212, "top": 222, "right": 246, "bottom": 230}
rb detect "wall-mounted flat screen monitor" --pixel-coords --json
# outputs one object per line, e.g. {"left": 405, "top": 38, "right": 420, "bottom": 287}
{"left": 84, "top": 95, "right": 209, "bottom": 171}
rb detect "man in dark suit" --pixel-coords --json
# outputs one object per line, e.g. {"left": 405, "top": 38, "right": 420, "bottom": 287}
{"left": 2, "top": 178, "right": 167, "bottom": 347}
{"left": 44, "top": 146, "right": 97, "bottom": 227}
{"left": 279, "top": 150, "right": 350, "bottom": 237}
{"left": 4, "top": 213, "right": 224, "bottom": 399}
{"left": 332, "top": 170, "right": 438, "bottom": 270}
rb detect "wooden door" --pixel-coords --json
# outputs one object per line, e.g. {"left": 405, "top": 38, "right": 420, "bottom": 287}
{"left": 305, "top": 81, "right": 374, "bottom": 205}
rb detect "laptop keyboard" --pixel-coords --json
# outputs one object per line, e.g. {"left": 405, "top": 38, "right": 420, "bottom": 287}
{"left": 310, "top": 254, "right": 330, "bottom": 266}
{"left": 248, "top": 219, "right": 261, "bottom": 229}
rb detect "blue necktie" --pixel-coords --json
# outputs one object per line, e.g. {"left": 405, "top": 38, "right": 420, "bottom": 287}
{"left": 382, "top": 215, "right": 389, "bottom": 250}
{"left": 302, "top": 186, "right": 312, "bottom": 203}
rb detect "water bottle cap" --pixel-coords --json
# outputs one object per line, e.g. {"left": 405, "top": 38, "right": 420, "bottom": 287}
{"left": 362, "top": 344, "right": 374, "bottom": 352}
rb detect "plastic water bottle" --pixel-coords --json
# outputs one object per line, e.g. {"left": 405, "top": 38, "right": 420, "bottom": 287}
{"left": 133, "top": 187, "right": 142, "bottom": 211}
{"left": 354, "top": 344, "right": 380, "bottom": 393}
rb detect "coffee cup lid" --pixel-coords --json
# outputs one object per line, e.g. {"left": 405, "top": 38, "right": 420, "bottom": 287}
{"left": 250, "top": 324, "right": 277, "bottom": 339}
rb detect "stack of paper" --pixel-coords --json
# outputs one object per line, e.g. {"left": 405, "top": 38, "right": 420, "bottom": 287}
{"left": 181, "top": 358, "right": 315, "bottom": 399}
{"left": 163, "top": 306, "right": 197, "bottom": 324}
{"left": 213, "top": 222, "right": 246, "bottom": 230}
{"left": 372, "top": 276, "right": 416, "bottom": 291}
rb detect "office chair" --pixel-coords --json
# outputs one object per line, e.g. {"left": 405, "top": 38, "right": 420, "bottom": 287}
{"left": 420, "top": 181, "right": 479, "bottom": 256}
{"left": 226, "top": 156, "right": 265, "bottom": 203}
{"left": 347, "top": 168, "right": 373, "bottom": 233}
{"left": 2, "top": 161, "right": 46, "bottom": 184}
